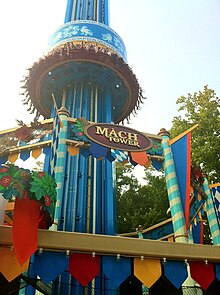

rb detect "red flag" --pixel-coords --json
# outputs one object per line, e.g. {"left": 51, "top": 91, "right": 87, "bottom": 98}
{"left": 69, "top": 253, "right": 100, "bottom": 286}
{"left": 12, "top": 197, "right": 40, "bottom": 266}
{"left": 200, "top": 221, "right": 204, "bottom": 244}
{"left": 190, "top": 261, "right": 215, "bottom": 290}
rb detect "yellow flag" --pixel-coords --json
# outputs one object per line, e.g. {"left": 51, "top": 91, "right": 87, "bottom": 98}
{"left": 8, "top": 153, "right": 19, "bottom": 163}
{"left": 32, "top": 148, "right": 42, "bottom": 159}
{"left": 134, "top": 258, "right": 161, "bottom": 288}
{"left": 67, "top": 146, "right": 79, "bottom": 156}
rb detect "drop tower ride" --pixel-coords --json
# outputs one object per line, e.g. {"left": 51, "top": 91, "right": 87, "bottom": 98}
{"left": 23, "top": 0, "right": 143, "bottom": 236}
{"left": 22, "top": 1, "right": 143, "bottom": 293}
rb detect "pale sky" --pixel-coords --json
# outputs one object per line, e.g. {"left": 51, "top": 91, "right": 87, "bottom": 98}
{"left": 0, "top": 0, "right": 219, "bottom": 135}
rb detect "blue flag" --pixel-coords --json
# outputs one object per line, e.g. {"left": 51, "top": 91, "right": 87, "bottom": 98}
{"left": 50, "top": 112, "right": 61, "bottom": 177}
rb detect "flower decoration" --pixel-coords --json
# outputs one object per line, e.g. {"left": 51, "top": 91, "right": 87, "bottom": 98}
{"left": 70, "top": 119, "right": 90, "bottom": 143}
{"left": 15, "top": 125, "right": 31, "bottom": 141}
{"left": 147, "top": 139, "right": 163, "bottom": 156}
{"left": 0, "top": 165, "right": 29, "bottom": 200}
{"left": 0, "top": 164, "right": 57, "bottom": 219}
{"left": 0, "top": 175, "right": 13, "bottom": 188}
{"left": 14, "top": 119, "right": 52, "bottom": 143}
{"left": 30, "top": 171, "right": 57, "bottom": 216}
{"left": 0, "top": 119, "right": 52, "bottom": 156}
{"left": 0, "top": 167, "right": 9, "bottom": 173}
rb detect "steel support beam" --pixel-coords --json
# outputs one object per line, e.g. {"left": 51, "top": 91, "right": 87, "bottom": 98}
{"left": 1, "top": 225, "right": 220, "bottom": 262}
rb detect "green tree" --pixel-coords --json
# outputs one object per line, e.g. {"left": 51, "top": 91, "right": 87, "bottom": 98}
{"left": 116, "top": 86, "right": 220, "bottom": 240}
{"left": 170, "top": 85, "right": 220, "bottom": 245}
{"left": 116, "top": 164, "right": 169, "bottom": 234}
{"left": 170, "top": 85, "right": 220, "bottom": 181}
{"left": 116, "top": 164, "right": 140, "bottom": 233}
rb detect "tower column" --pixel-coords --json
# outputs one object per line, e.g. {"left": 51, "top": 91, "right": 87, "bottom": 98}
{"left": 21, "top": 0, "right": 142, "bottom": 292}
{"left": 64, "top": 0, "right": 109, "bottom": 24}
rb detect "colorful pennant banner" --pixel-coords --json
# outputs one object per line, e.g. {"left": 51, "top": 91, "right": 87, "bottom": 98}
{"left": 0, "top": 248, "right": 218, "bottom": 292}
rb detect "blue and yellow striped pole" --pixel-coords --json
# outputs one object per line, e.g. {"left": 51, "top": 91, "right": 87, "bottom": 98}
{"left": 159, "top": 129, "right": 188, "bottom": 243}
{"left": 203, "top": 177, "right": 220, "bottom": 245}
{"left": 52, "top": 107, "right": 70, "bottom": 231}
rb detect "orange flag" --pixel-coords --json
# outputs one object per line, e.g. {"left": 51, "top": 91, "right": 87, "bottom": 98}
{"left": 8, "top": 153, "right": 19, "bottom": 163}
{"left": 67, "top": 146, "right": 79, "bottom": 156}
{"left": 134, "top": 258, "right": 161, "bottom": 288}
{"left": 12, "top": 197, "right": 40, "bottom": 266}
{"left": 0, "top": 248, "right": 29, "bottom": 281}
{"left": 32, "top": 148, "right": 42, "bottom": 159}
{"left": 130, "top": 151, "right": 150, "bottom": 166}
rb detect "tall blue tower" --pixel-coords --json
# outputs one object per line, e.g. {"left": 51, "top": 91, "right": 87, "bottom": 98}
{"left": 22, "top": 0, "right": 143, "bottom": 292}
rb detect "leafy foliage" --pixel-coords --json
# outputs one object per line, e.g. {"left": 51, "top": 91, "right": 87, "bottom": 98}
{"left": 0, "top": 165, "right": 30, "bottom": 200}
{"left": 116, "top": 85, "right": 219, "bottom": 239}
{"left": 116, "top": 164, "right": 169, "bottom": 234}
{"left": 30, "top": 172, "right": 57, "bottom": 216}
{"left": 0, "top": 165, "right": 56, "bottom": 218}
{"left": 170, "top": 85, "right": 220, "bottom": 181}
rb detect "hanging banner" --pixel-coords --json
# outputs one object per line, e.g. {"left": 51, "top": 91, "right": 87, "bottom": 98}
{"left": 69, "top": 253, "right": 100, "bottom": 286}
{"left": 12, "top": 197, "right": 40, "bottom": 266}
{"left": 34, "top": 251, "right": 68, "bottom": 284}
{"left": 89, "top": 142, "right": 109, "bottom": 159}
{"left": 102, "top": 256, "right": 131, "bottom": 288}
{"left": 215, "top": 264, "right": 220, "bottom": 282}
{"left": 163, "top": 260, "right": 188, "bottom": 289}
{"left": 190, "top": 261, "right": 215, "bottom": 290}
{"left": 67, "top": 146, "right": 79, "bottom": 156}
{"left": 134, "top": 258, "right": 161, "bottom": 288}
{"left": 210, "top": 183, "right": 220, "bottom": 222}
{"left": 20, "top": 150, "right": 31, "bottom": 161}
{"left": 0, "top": 248, "right": 29, "bottom": 282}
{"left": 84, "top": 123, "right": 153, "bottom": 152}
{"left": 171, "top": 130, "right": 191, "bottom": 229}
{"left": 8, "top": 153, "right": 19, "bottom": 163}
{"left": 111, "top": 149, "right": 128, "bottom": 163}
{"left": 130, "top": 151, "right": 149, "bottom": 166}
